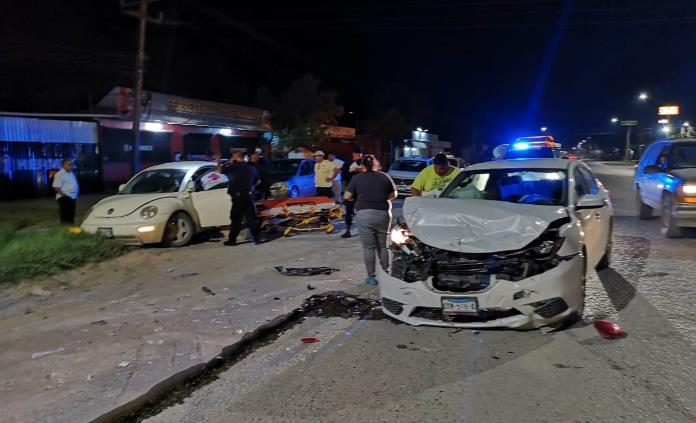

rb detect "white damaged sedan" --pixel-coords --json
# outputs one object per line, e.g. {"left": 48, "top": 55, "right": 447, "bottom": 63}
{"left": 81, "top": 162, "right": 231, "bottom": 247}
{"left": 379, "top": 159, "right": 612, "bottom": 329}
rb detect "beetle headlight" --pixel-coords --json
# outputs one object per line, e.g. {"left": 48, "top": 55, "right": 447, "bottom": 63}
{"left": 140, "top": 206, "right": 158, "bottom": 219}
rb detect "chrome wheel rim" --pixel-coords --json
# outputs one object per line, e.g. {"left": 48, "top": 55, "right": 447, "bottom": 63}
{"left": 175, "top": 217, "right": 190, "bottom": 242}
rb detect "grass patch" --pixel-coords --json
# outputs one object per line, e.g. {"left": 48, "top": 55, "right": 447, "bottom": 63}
{"left": 0, "top": 224, "right": 123, "bottom": 284}
{"left": 0, "top": 194, "right": 105, "bottom": 229}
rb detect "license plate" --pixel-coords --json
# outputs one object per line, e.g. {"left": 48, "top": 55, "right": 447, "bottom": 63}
{"left": 397, "top": 185, "right": 410, "bottom": 191}
{"left": 97, "top": 227, "right": 113, "bottom": 238}
{"left": 442, "top": 297, "right": 478, "bottom": 314}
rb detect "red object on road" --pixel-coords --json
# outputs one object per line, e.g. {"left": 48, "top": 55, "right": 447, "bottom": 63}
{"left": 301, "top": 337, "right": 319, "bottom": 343}
{"left": 593, "top": 320, "right": 626, "bottom": 339}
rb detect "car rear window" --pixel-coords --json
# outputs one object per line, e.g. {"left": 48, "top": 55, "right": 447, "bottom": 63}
{"left": 391, "top": 160, "right": 428, "bottom": 172}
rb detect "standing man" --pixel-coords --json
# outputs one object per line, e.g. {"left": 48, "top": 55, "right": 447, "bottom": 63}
{"left": 223, "top": 150, "right": 262, "bottom": 246}
{"left": 313, "top": 150, "right": 339, "bottom": 198}
{"left": 327, "top": 151, "right": 344, "bottom": 203}
{"left": 340, "top": 146, "right": 363, "bottom": 238}
{"left": 52, "top": 158, "right": 79, "bottom": 225}
{"left": 411, "top": 153, "right": 462, "bottom": 196}
{"left": 250, "top": 150, "right": 270, "bottom": 200}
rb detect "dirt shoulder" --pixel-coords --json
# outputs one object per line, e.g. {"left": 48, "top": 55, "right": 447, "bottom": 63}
{"left": 0, "top": 233, "right": 367, "bottom": 423}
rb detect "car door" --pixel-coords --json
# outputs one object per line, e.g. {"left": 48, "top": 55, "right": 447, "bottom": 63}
{"left": 579, "top": 165, "right": 611, "bottom": 257}
{"left": 190, "top": 169, "right": 231, "bottom": 228}
{"left": 644, "top": 145, "right": 671, "bottom": 207}
{"left": 573, "top": 165, "right": 603, "bottom": 268}
{"left": 298, "top": 160, "right": 316, "bottom": 196}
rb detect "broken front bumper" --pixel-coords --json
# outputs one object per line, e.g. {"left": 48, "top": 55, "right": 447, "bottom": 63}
{"left": 376, "top": 254, "right": 584, "bottom": 329}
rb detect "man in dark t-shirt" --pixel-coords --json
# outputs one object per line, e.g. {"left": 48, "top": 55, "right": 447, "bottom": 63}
{"left": 340, "top": 146, "right": 364, "bottom": 238}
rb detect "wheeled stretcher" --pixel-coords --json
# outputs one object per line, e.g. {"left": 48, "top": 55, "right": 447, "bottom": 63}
{"left": 256, "top": 197, "right": 344, "bottom": 236}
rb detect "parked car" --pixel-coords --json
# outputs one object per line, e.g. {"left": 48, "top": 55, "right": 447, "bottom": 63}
{"left": 388, "top": 157, "right": 433, "bottom": 197}
{"left": 267, "top": 158, "right": 311, "bottom": 199}
{"left": 379, "top": 158, "right": 613, "bottom": 329}
{"left": 634, "top": 139, "right": 696, "bottom": 238}
{"left": 81, "top": 161, "right": 230, "bottom": 247}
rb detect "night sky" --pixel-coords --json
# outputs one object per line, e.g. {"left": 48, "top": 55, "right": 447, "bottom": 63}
{"left": 2, "top": 0, "right": 696, "bottom": 150}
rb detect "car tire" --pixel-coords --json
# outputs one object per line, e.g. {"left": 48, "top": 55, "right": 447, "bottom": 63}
{"left": 162, "top": 212, "right": 195, "bottom": 247}
{"left": 636, "top": 187, "right": 653, "bottom": 219}
{"left": 660, "top": 193, "right": 683, "bottom": 239}
{"left": 289, "top": 186, "right": 300, "bottom": 199}
{"left": 596, "top": 219, "right": 612, "bottom": 270}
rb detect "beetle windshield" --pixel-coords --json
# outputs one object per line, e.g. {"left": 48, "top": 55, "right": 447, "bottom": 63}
{"left": 120, "top": 169, "right": 188, "bottom": 194}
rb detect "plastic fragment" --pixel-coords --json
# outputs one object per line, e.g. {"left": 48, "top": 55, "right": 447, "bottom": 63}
{"left": 301, "top": 337, "right": 319, "bottom": 343}
{"left": 593, "top": 320, "right": 626, "bottom": 339}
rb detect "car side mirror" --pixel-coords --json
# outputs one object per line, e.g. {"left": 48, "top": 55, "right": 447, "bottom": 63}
{"left": 644, "top": 165, "right": 662, "bottom": 174}
{"left": 118, "top": 183, "right": 126, "bottom": 192}
{"left": 186, "top": 181, "right": 195, "bottom": 193}
{"left": 576, "top": 194, "right": 605, "bottom": 210}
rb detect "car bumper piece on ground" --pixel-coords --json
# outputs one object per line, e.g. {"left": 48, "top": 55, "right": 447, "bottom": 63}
{"left": 377, "top": 255, "right": 584, "bottom": 329}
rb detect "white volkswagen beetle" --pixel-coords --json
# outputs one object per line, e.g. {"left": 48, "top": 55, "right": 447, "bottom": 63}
{"left": 81, "top": 161, "right": 231, "bottom": 247}
{"left": 379, "top": 158, "right": 613, "bottom": 329}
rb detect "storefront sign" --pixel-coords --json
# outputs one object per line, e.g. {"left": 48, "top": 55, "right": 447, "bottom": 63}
{"left": 658, "top": 105, "right": 680, "bottom": 116}
{"left": 324, "top": 126, "right": 356, "bottom": 139}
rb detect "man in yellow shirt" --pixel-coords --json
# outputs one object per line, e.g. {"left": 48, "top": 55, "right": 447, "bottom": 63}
{"left": 313, "top": 150, "right": 340, "bottom": 198}
{"left": 411, "top": 153, "right": 462, "bottom": 196}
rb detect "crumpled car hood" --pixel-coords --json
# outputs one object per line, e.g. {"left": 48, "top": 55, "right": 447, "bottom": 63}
{"left": 402, "top": 197, "right": 568, "bottom": 253}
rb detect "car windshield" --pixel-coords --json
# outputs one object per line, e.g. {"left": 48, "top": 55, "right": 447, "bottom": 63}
{"left": 505, "top": 148, "right": 556, "bottom": 159}
{"left": 441, "top": 168, "right": 567, "bottom": 206}
{"left": 391, "top": 160, "right": 428, "bottom": 172}
{"left": 670, "top": 145, "right": 696, "bottom": 169}
{"left": 119, "top": 169, "right": 188, "bottom": 194}
{"left": 269, "top": 161, "right": 300, "bottom": 175}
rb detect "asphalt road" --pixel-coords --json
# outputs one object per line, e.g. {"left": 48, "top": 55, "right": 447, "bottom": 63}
{"left": 143, "top": 161, "right": 696, "bottom": 423}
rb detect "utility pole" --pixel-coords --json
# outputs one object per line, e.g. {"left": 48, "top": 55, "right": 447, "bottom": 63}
{"left": 624, "top": 125, "right": 632, "bottom": 161}
{"left": 122, "top": 0, "right": 162, "bottom": 174}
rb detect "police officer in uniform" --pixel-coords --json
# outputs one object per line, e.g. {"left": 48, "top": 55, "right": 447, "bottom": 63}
{"left": 223, "top": 150, "right": 262, "bottom": 246}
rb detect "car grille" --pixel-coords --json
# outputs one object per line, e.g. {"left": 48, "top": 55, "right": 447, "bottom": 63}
{"left": 392, "top": 178, "right": 413, "bottom": 186}
{"left": 409, "top": 307, "right": 522, "bottom": 323}
{"left": 381, "top": 297, "right": 404, "bottom": 315}
{"left": 531, "top": 298, "right": 569, "bottom": 318}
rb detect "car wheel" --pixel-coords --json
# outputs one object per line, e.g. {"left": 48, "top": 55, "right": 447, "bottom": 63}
{"left": 289, "top": 186, "right": 300, "bottom": 199}
{"left": 636, "top": 187, "right": 653, "bottom": 219}
{"left": 162, "top": 212, "right": 195, "bottom": 247}
{"left": 596, "top": 219, "right": 612, "bottom": 270}
{"left": 660, "top": 193, "right": 683, "bottom": 238}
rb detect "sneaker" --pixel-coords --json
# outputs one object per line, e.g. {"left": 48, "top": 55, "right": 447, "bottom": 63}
{"left": 364, "top": 277, "right": 378, "bottom": 286}
{"left": 341, "top": 231, "right": 352, "bottom": 239}
{"left": 223, "top": 240, "right": 237, "bottom": 246}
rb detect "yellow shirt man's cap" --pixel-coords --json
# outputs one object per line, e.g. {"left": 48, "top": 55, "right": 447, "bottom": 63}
{"left": 313, "top": 150, "right": 325, "bottom": 157}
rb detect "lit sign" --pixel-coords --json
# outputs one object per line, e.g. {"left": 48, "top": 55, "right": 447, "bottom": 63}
{"left": 657, "top": 118, "right": 669, "bottom": 124}
{"left": 658, "top": 105, "right": 680, "bottom": 116}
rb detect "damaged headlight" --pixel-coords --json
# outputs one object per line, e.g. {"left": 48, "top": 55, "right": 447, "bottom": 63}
{"left": 140, "top": 206, "right": 158, "bottom": 219}
{"left": 531, "top": 238, "right": 564, "bottom": 256}
{"left": 390, "top": 225, "right": 413, "bottom": 246}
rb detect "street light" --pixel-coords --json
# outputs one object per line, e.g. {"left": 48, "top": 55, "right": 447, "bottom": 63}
{"left": 638, "top": 92, "right": 649, "bottom": 101}
{"left": 611, "top": 117, "right": 619, "bottom": 123}
{"left": 662, "top": 125, "right": 672, "bottom": 134}
{"left": 416, "top": 127, "right": 423, "bottom": 132}
{"left": 683, "top": 121, "right": 690, "bottom": 127}
{"left": 540, "top": 126, "right": 548, "bottom": 132}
